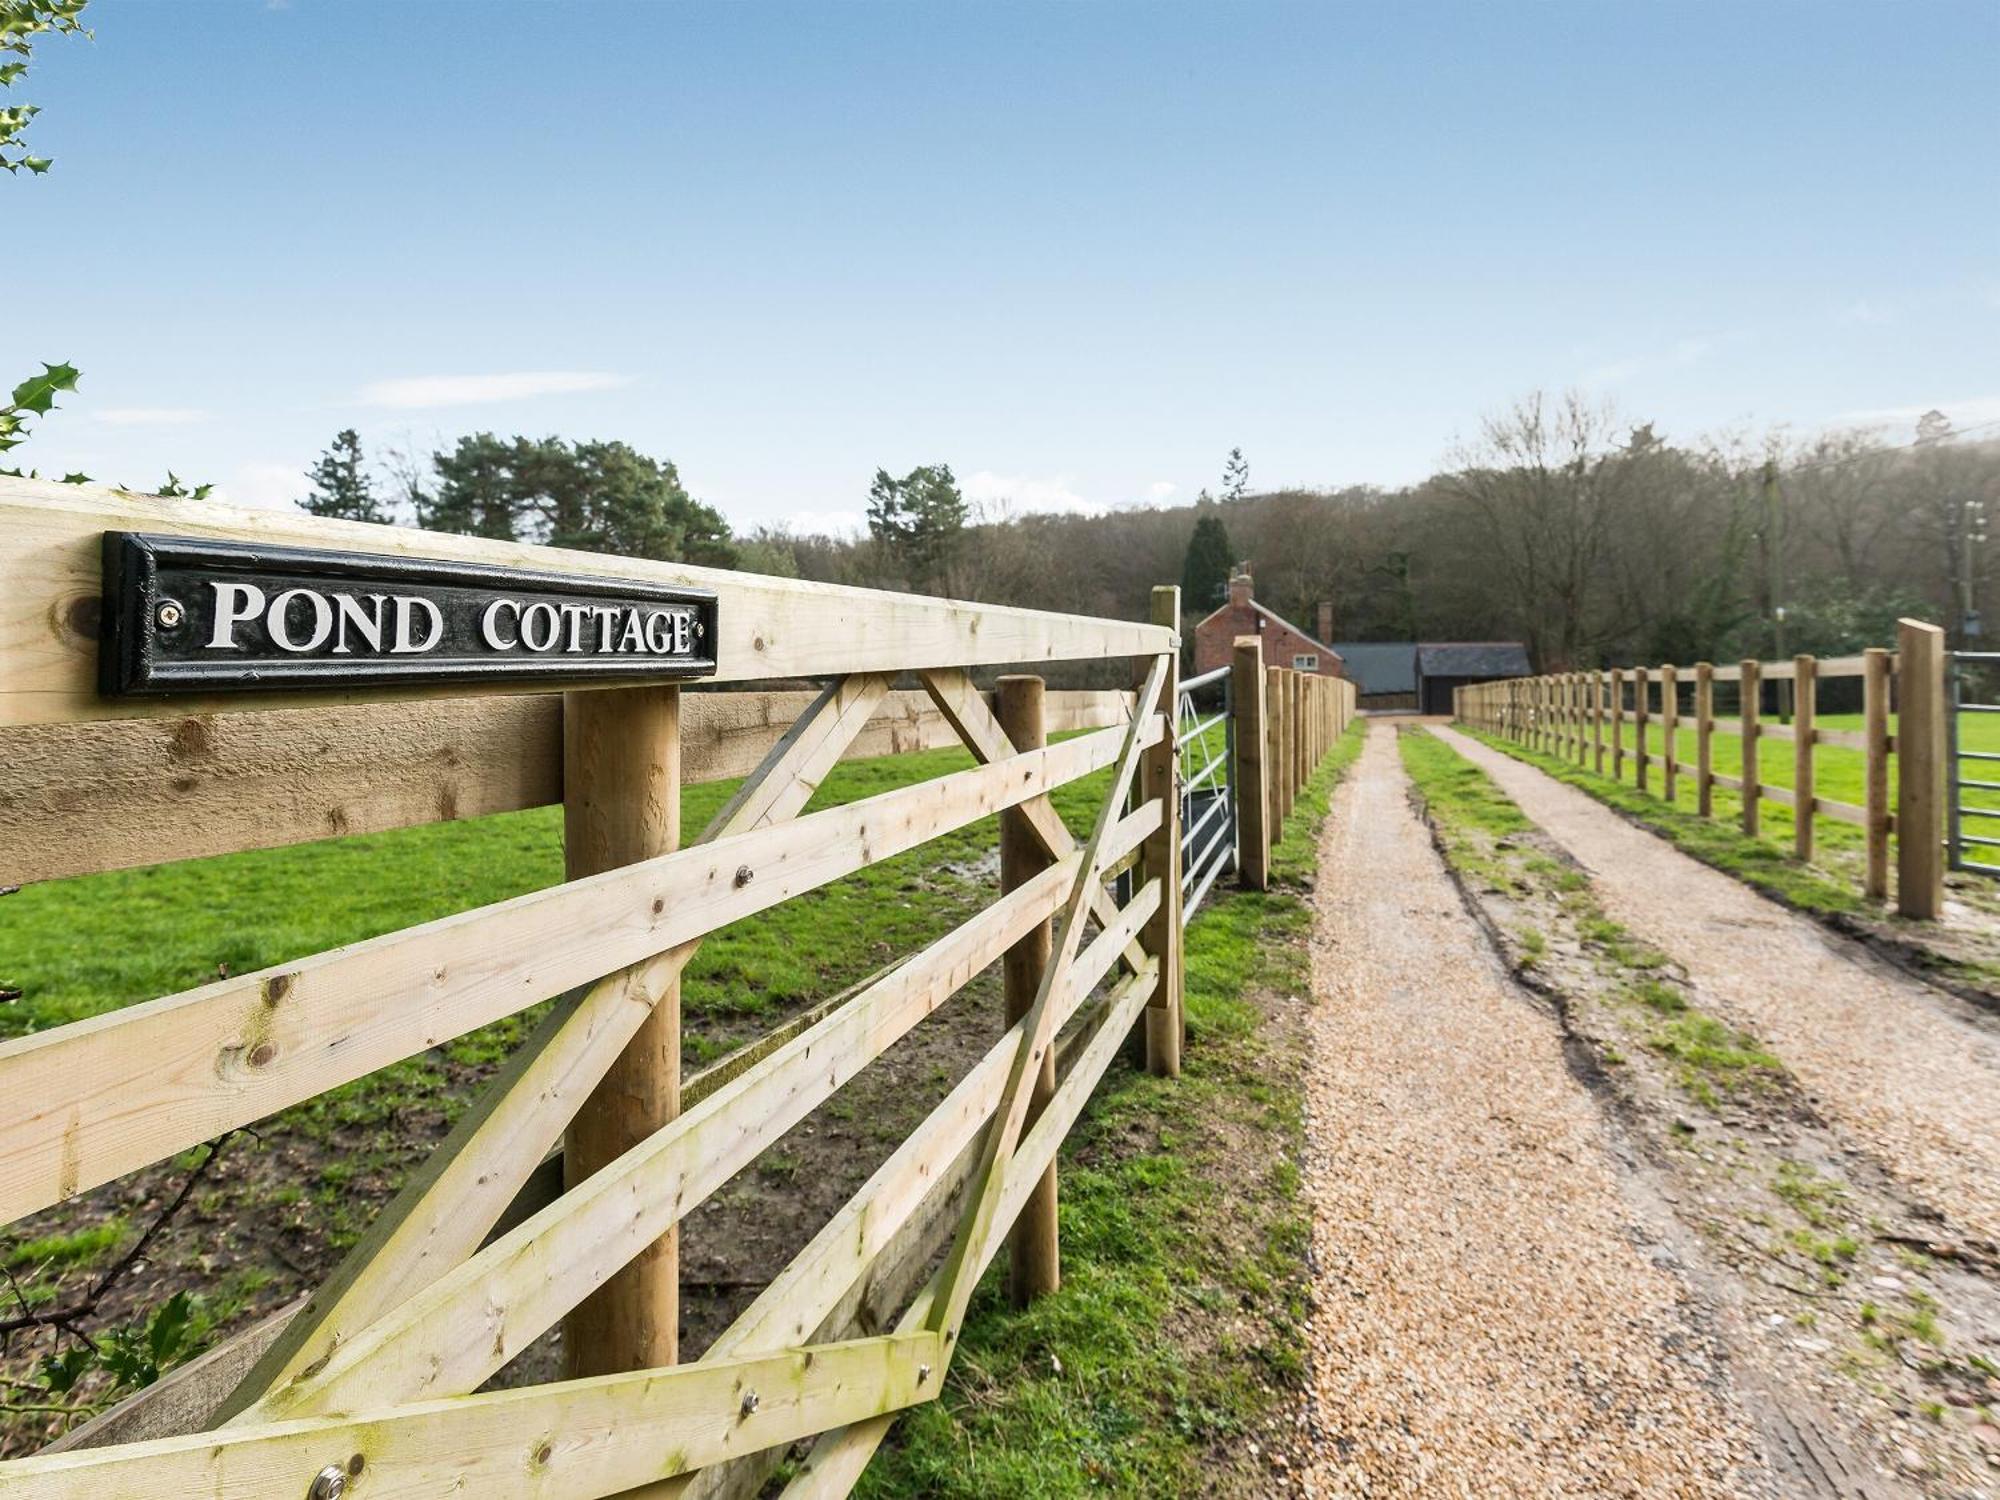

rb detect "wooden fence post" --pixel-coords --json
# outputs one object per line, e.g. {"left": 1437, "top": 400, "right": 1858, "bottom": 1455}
{"left": 562, "top": 684, "right": 682, "bottom": 1378}
{"left": 1695, "top": 662, "right": 1714, "bottom": 818}
{"left": 1741, "top": 659, "right": 1762, "bottom": 837}
{"left": 1897, "top": 618, "right": 1946, "bottom": 920}
{"left": 1794, "top": 654, "right": 1817, "bottom": 863}
{"left": 1233, "top": 637, "right": 1270, "bottom": 891}
{"left": 1661, "top": 664, "right": 1679, "bottom": 803}
{"left": 1611, "top": 669, "right": 1625, "bottom": 781}
{"left": 997, "top": 674, "right": 1059, "bottom": 1305}
{"left": 1593, "top": 671, "right": 1605, "bottom": 772}
{"left": 1142, "top": 587, "right": 1184, "bottom": 1075}
{"left": 1864, "top": 646, "right": 1891, "bottom": 902}
{"left": 1634, "top": 667, "right": 1651, "bottom": 794}
{"left": 1290, "top": 670, "right": 1305, "bottom": 802}
{"left": 1268, "top": 665, "right": 1288, "bottom": 829}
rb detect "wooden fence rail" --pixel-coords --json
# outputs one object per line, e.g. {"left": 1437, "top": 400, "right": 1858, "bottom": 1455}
{"left": 0, "top": 476, "right": 1352, "bottom": 1498}
{"left": 1452, "top": 619, "right": 1946, "bottom": 920}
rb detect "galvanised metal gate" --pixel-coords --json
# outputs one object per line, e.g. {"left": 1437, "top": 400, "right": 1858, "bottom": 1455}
{"left": 1948, "top": 650, "right": 2000, "bottom": 876}
{"left": 1178, "top": 663, "right": 1235, "bottom": 921}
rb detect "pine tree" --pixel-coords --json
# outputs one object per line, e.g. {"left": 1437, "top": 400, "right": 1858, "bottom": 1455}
{"left": 1222, "top": 447, "right": 1250, "bottom": 503}
{"left": 413, "top": 433, "right": 735, "bottom": 563}
{"left": 300, "top": 429, "right": 392, "bottom": 524}
{"left": 867, "top": 463, "right": 967, "bottom": 592}
{"left": 1181, "top": 506, "right": 1234, "bottom": 611}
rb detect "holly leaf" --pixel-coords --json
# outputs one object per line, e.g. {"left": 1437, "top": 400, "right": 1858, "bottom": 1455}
{"left": 9, "top": 360, "right": 79, "bottom": 415}
{"left": 37, "top": 1345, "right": 92, "bottom": 1395}
{"left": 146, "top": 1290, "right": 195, "bottom": 1364}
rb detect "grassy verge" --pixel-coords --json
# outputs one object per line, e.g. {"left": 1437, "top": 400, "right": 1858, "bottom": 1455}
{"left": 1461, "top": 724, "right": 2000, "bottom": 1003}
{"left": 855, "top": 722, "right": 1363, "bottom": 1497}
{"left": 1400, "top": 727, "right": 1785, "bottom": 1111}
{"left": 1460, "top": 726, "right": 1869, "bottom": 918}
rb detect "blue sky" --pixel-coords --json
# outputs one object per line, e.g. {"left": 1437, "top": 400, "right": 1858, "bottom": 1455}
{"left": 9, "top": 1, "right": 1997, "bottom": 531}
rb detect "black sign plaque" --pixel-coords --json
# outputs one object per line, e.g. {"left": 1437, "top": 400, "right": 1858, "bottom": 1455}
{"left": 100, "top": 532, "right": 719, "bottom": 696}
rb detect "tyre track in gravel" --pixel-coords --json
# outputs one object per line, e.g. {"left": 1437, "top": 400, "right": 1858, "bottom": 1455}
{"left": 1299, "top": 723, "right": 1764, "bottom": 1499}
{"left": 1429, "top": 723, "right": 2000, "bottom": 1247}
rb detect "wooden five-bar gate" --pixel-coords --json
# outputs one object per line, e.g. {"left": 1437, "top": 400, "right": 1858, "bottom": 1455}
{"left": 0, "top": 479, "right": 1348, "bottom": 1498}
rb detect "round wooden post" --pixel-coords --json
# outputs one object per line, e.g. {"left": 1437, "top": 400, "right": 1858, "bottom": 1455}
{"left": 1740, "top": 660, "right": 1762, "bottom": 837}
{"left": 1233, "top": 637, "right": 1271, "bottom": 890}
{"left": 1593, "top": 671, "right": 1606, "bottom": 773}
{"left": 1897, "top": 619, "right": 1946, "bottom": 919}
{"left": 1142, "top": 586, "right": 1183, "bottom": 1077}
{"left": 1267, "top": 664, "right": 1288, "bottom": 828}
{"left": 1660, "top": 665, "right": 1679, "bottom": 802}
{"left": 1695, "top": 663, "right": 1715, "bottom": 818}
{"left": 1864, "top": 647, "right": 1891, "bottom": 901}
{"left": 562, "top": 684, "right": 681, "bottom": 1377}
{"left": 1793, "top": 654, "right": 1817, "bottom": 862}
{"left": 1611, "top": 669, "right": 1625, "bottom": 780}
{"left": 1296, "top": 672, "right": 1312, "bottom": 804}
{"left": 997, "top": 674, "right": 1059, "bottom": 1304}
{"left": 1633, "top": 667, "right": 1651, "bottom": 793}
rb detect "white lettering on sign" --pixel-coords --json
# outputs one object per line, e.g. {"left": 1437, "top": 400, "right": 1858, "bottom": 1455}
{"left": 203, "top": 581, "right": 700, "bottom": 663}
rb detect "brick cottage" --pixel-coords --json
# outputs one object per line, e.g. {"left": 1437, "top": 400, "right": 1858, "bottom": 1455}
{"left": 1191, "top": 567, "right": 1346, "bottom": 680}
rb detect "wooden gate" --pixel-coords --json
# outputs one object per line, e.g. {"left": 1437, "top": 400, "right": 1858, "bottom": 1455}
{"left": 0, "top": 477, "right": 1184, "bottom": 1498}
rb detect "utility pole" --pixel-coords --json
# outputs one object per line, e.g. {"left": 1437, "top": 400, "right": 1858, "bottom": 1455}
{"left": 1959, "top": 497, "right": 1987, "bottom": 642}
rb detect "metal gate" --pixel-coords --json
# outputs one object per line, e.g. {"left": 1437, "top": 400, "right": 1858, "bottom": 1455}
{"left": 1948, "top": 650, "right": 2000, "bottom": 876}
{"left": 1178, "top": 663, "right": 1235, "bottom": 921}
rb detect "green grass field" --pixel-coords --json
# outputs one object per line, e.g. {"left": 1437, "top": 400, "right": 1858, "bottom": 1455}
{"left": 1508, "top": 708, "right": 2000, "bottom": 882}
{"left": 0, "top": 739, "right": 1115, "bottom": 1047}
{"left": 2, "top": 716, "right": 1359, "bottom": 1490}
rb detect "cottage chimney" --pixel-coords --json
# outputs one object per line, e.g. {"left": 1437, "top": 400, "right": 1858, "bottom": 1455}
{"left": 1317, "top": 600, "right": 1334, "bottom": 644}
{"left": 1228, "top": 565, "right": 1253, "bottom": 607}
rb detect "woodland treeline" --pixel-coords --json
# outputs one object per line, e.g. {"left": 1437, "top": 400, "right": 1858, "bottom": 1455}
{"left": 301, "top": 393, "right": 1996, "bottom": 678}
{"left": 777, "top": 395, "right": 1996, "bottom": 673}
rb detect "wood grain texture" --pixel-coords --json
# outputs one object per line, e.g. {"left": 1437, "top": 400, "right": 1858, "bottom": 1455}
{"left": 217, "top": 677, "right": 895, "bottom": 1422}
{"left": 563, "top": 685, "right": 684, "bottom": 1377}
{"left": 1, "top": 688, "right": 1132, "bottom": 886}
{"left": 0, "top": 719, "right": 1155, "bottom": 1227}
{"left": 0, "top": 1331, "right": 944, "bottom": 1500}
{"left": 249, "top": 842, "right": 1159, "bottom": 1422}
{"left": 0, "top": 477, "right": 1170, "bottom": 727}
{"left": 1864, "top": 647, "right": 1892, "bottom": 901}
{"left": 995, "top": 675, "right": 1058, "bottom": 1308}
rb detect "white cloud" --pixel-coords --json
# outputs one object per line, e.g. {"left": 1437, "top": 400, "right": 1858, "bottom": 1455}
{"left": 1839, "top": 300, "right": 1895, "bottom": 326}
{"left": 217, "top": 461, "right": 306, "bottom": 511}
{"left": 962, "top": 470, "right": 1104, "bottom": 519}
{"left": 1832, "top": 395, "right": 2000, "bottom": 434}
{"left": 95, "top": 407, "right": 209, "bottom": 426}
{"left": 1146, "top": 480, "right": 1178, "bottom": 503}
{"left": 357, "top": 371, "right": 635, "bottom": 409}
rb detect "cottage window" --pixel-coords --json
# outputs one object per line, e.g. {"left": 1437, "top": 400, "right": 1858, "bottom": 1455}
{"left": 1293, "top": 653, "right": 1317, "bottom": 671}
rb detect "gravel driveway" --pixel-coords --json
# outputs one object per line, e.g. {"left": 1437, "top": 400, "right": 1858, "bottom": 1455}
{"left": 1300, "top": 724, "right": 1763, "bottom": 1498}
{"left": 1430, "top": 723, "right": 2000, "bottom": 1246}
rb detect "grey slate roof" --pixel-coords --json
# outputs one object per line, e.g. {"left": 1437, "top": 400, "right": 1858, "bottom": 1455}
{"left": 1417, "top": 642, "right": 1533, "bottom": 679}
{"left": 1329, "top": 642, "right": 1417, "bottom": 696}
